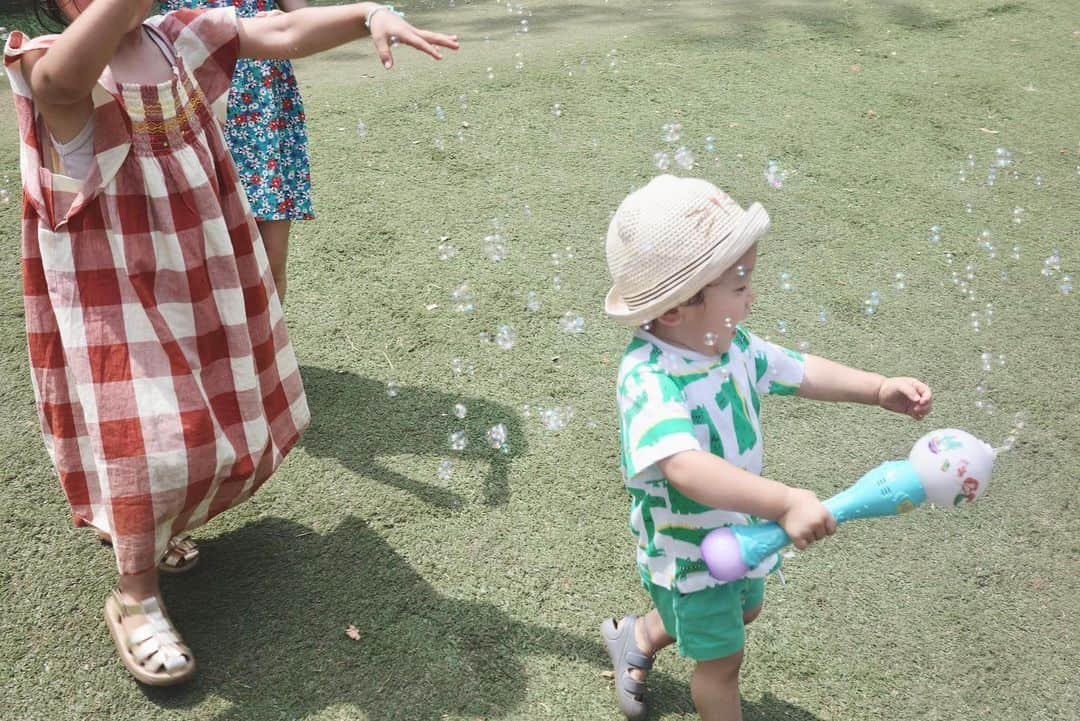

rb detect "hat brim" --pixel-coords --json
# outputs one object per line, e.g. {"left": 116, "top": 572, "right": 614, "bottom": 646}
{"left": 604, "top": 202, "right": 770, "bottom": 325}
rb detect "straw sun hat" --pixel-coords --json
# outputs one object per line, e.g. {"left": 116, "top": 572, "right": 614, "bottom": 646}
{"left": 604, "top": 175, "right": 771, "bottom": 325}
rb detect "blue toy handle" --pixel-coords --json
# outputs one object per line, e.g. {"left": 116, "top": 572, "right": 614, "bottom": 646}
{"left": 701, "top": 461, "right": 927, "bottom": 580}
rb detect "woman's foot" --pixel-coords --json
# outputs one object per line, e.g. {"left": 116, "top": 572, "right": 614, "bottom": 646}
{"left": 104, "top": 589, "right": 196, "bottom": 686}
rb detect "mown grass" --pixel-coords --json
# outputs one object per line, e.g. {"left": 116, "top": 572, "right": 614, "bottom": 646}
{"left": 1, "top": 1, "right": 1078, "bottom": 719}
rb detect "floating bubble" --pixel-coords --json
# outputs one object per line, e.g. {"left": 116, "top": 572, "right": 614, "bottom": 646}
{"left": 539, "top": 406, "right": 575, "bottom": 431}
{"left": 386, "top": 381, "right": 399, "bottom": 397}
{"left": 458, "top": 94, "right": 469, "bottom": 109}
{"left": 486, "top": 67, "right": 495, "bottom": 80}
{"left": 894, "top": 272, "right": 906, "bottom": 290}
{"left": 1012, "top": 207, "right": 1025, "bottom": 224}
{"left": 559, "top": 311, "right": 585, "bottom": 333}
{"left": 764, "top": 160, "right": 787, "bottom": 189}
{"left": 454, "top": 403, "right": 468, "bottom": 419}
{"left": 1042, "top": 250, "right": 1062, "bottom": 277}
{"left": 928, "top": 224, "right": 942, "bottom": 243}
{"left": 482, "top": 232, "right": 508, "bottom": 262}
{"left": 437, "top": 459, "right": 453, "bottom": 481}
{"left": 437, "top": 241, "right": 455, "bottom": 261}
{"left": 356, "top": 120, "right": 368, "bottom": 139}
{"left": 704, "top": 331, "right": 719, "bottom": 346}
{"left": 435, "top": 105, "right": 446, "bottom": 120}
{"left": 525, "top": 291, "right": 541, "bottom": 311}
{"left": 0, "top": 188, "right": 9, "bottom": 205}
{"left": 653, "top": 151, "right": 671, "bottom": 171}
{"left": 777, "top": 320, "right": 788, "bottom": 335}
{"left": 816, "top": 307, "right": 829, "bottom": 324}
{"left": 1011, "top": 244, "right": 1021, "bottom": 261}
{"left": 661, "top": 122, "right": 682, "bottom": 143}
{"left": 485, "top": 423, "right": 509, "bottom": 451}
{"left": 673, "top": 147, "right": 695, "bottom": 169}
{"left": 451, "top": 281, "right": 475, "bottom": 312}
{"left": 552, "top": 103, "right": 563, "bottom": 117}
{"left": 704, "top": 135, "right": 717, "bottom": 153}
{"left": 495, "top": 325, "right": 517, "bottom": 350}
{"left": 779, "top": 271, "right": 793, "bottom": 292}
{"left": 520, "top": 18, "right": 529, "bottom": 32}
{"left": 1033, "top": 175, "right": 1044, "bottom": 187}
{"left": 723, "top": 316, "right": 734, "bottom": 329}
{"left": 450, "top": 357, "right": 475, "bottom": 376}
{"left": 735, "top": 264, "right": 747, "bottom": 277}
{"left": 433, "top": 136, "right": 445, "bottom": 151}
{"left": 797, "top": 340, "right": 810, "bottom": 352}
{"left": 1061, "top": 275, "right": 1074, "bottom": 295}
{"left": 552, "top": 275, "right": 562, "bottom": 290}
{"left": 963, "top": 201, "right": 973, "bottom": 214}
{"left": 994, "top": 147, "right": 1013, "bottom": 168}
{"left": 448, "top": 430, "right": 468, "bottom": 451}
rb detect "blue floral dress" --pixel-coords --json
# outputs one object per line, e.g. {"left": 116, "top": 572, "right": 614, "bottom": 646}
{"left": 162, "top": 0, "right": 314, "bottom": 221}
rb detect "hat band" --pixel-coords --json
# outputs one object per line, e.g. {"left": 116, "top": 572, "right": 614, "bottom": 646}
{"left": 622, "top": 228, "right": 734, "bottom": 308}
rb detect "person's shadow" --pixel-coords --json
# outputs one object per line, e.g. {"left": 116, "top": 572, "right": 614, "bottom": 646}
{"left": 149, "top": 515, "right": 701, "bottom": 721}
{"left": 296, "top": 365, "right": 524, "bottom": 509}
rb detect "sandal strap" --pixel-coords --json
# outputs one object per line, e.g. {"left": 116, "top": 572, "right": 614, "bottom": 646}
{"left": 620, "top": 674, "right": 647, "bottom": 696}
{"left": 161, "top": 536, "right": 199, "bottom": 568}
{"left": 115, "top": 593, "right": 191, "bottom": 673}
{"left": 626, "top": 650, "right": 653, "bottom": 671}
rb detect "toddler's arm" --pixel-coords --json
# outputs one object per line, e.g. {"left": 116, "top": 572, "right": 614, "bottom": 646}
{"left": 797, "top": 354, "right": 932, "bottom": 420}
{"left": 657, "top": 451, "right": 836, "bottom": 550}
{"left": 237, "top": 3, "right": 459, "bottom": 68}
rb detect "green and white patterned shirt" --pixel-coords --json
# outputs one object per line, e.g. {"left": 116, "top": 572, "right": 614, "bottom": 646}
{"left": 617, "top": 326, "right": 806, "bottom": 593}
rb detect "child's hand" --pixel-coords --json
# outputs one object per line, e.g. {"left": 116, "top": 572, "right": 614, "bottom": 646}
{"left": 368, "top": 11, "right": 460, "bottom": 69}
{"left": 877, "top": 377, "right": 933, "bottom": 420}
{"left": 777, "top": 488, "right": 836, "bottom": 550}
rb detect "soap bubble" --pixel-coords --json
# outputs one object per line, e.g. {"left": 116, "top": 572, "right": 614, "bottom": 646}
{"left": 451, "top": 281, "right": 475, "bottom": 313}
{"left": 777, "top": 320, "right": 788, "bottom": 335}
{"left": 454, "top": 403, "right": 468, "bottom": 419}
{"left": 437, "top": 241, "right": 455, "bottom": 261}
{"left": 435, "top": 105, "right": 446, "bottom": 120}
{"left": 495, "top": 325, "right": 517, "bottom": 350}
{"left": 437, "top": 459, "right": 453, "bottom": 481}
{"left": 673, "top": 147, "right": 695, "bottom": 169}
{"left": 928, "top": 224, "right": 941, "bottom": 243}
{"left": 1061, "top": 275, "right": 1074, "bottom": 295}
{"left": 779, "top": 271, "right": 793, "bottom": 292}
{"left": 1033, "top": 175, "right": 1044, "bottom": 187}
{"left": 356, "top": 120, "right": 368, "bottom": 138}
{"left": 386, "top": 381, "right": 399, "bottom": 397}
{"left": 816, "top": 307, "right": 829, "bottom": 324}
{"left": 448, "top": 430, "right": 468, "bottom": 451}
{"left": 559, "top": 312, "right": 585, "bottom": 333}
{"left": 482, "top": 232, "right": 508, "bottom": 262}
{"left": 486, "top": 67, "right": 495, "bottom": 80}
{"left": 704, "top": 331, "right": 719, "bottom": 346}
{"left": 552, "top": 275, "right": 562, "bottom": 290}
{"left": 485, "top": 423, "right": 509, "bottom": 451}
{"left": 735, "top": 264, "right": 746, "bottom": 277}
{"left": 539, "top": 406, "right": 575, "bottom": 431}
{"left": 963, "top": 201, "right": 973, "bottom": 214}
{"left": 1011, "top": 244, "right": 1021, "bottom": 261}
{"left": 994, "top": 147, "right": 1013, "bottom": 168}
{"left": 894, "top": 272, "right": 906, "bottom": 290}
{"left": 552, "top": 103, "right": 563, "bottom": 117}
{"left": 525, "top": 291, "right": 541, "bottom": 311}
{"left": 450, "top": 358, "right": 475, "bottom": 376}
{"left": 704, "top": 135, "right": 717, "bottom": 153}
{"left": 661, "top": 122, "right": 682, "bottom": 143}
{"left": 653, "top": 151, "right": 671, "bottom": 171}
{"left": 1012, "top": 207, "right": 1025, "bottom": 224}
{"left": 764, "top": 160, "right": 787, "bottom": 189}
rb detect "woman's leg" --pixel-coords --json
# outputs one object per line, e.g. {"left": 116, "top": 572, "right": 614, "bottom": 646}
{"left": 257, "top": 219, "right": 293, "bottom": 303}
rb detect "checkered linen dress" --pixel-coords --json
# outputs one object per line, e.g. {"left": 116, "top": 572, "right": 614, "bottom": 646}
{"left": 4, "top": 8, "right": 310, "bottom": 574}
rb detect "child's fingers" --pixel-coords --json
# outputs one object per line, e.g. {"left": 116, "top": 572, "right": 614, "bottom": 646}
{"left": 418, "top": 29, "right": 461, "bottom": 50}
{"left": 372, "top": 34, "right": 394, "bottom": 69}
{"left": 400, "top": 31, "right": 444, "bottom": 60}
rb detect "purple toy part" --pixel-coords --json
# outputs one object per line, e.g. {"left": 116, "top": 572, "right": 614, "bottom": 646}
{"left": 700, "top": 528, "right": 750, "bottom": 582}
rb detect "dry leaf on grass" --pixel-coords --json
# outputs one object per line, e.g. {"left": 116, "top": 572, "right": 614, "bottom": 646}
{"left": 599, "top": 670, "right": 615, "bottom": 679}
{"left": 345, "top": 625, "right": 362, "bottom": 641}
{"left": 979, "top": 127, "right": 1000, "bottom": 134}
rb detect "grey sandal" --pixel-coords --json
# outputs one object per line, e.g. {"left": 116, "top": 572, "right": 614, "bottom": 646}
{"left": 600, "top": 615, "right": 653, "bottom": 721}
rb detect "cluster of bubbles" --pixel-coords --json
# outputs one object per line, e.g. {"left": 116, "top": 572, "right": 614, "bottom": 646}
{"left": 482, "top": 230, "right": 508, "bottom": 262}
{"left": 495, "top": 324, "right": 517, "bottom": 350}
{"left": 485, "top": 423, "right": 510, "bottom": 452}
{"left": 979, "top": 351, "right": 1006, "bottom": 373}
{"left": 996, "top": 412, "right": 1026, "bottom": 453}
{"left": 450, "top": 357, "right": 476, "bottom": 376}
{"left": 537, "top": 405, "right": 575, "bottom": 432}
{"left": 451, "top": 281, "right": 475, "bottom": 313}
{"left": 1039, "top": 249, "right": 1072, "bottom": 294}
{"left": 967, "top": 302, "right": 995, "bottom": 333}
{"left": 653, "top": 123, "right": 695, "bottom": 171}
{"left": 778, "top": 271, "right": 793, "bottom": 292}
{"left": 861, "top": 290, "right": 881, "bottom": 316}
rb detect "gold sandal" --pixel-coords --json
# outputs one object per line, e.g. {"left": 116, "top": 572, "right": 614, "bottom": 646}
{"left": 104, "top": 590, "right": 196, "bottom": 686}
{"left": 96, "top": 532, "right": 200, "bottom": 574}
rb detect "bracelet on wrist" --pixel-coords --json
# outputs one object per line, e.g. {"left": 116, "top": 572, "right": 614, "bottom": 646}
{"left": 364, "top": 4, "right": 404, "bottom": 29}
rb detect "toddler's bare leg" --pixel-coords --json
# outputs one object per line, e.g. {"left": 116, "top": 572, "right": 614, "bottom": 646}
{"left": 257, "top": 219, "right": 292, "bottom": 303}
{"left": 629, "top": 609, "right": 674, "bottom": 682}
{"left": 691, "top": 651, "right": 744, "bottom": 721}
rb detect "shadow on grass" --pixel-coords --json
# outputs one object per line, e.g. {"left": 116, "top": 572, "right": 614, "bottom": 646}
{"left": 296, "top": 365, "right": 524, "bottom": 508}
{"left": 141, "top": 515, "right": 689, "bottom": 721}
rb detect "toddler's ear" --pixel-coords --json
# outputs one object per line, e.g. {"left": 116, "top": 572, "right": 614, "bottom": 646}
{"left": 655, "top": 307, "right": 684, "bottom": 327}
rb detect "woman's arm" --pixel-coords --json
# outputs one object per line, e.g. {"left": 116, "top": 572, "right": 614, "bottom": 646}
{"left": 237, "top": 3, "right": 458, "bottom": 68}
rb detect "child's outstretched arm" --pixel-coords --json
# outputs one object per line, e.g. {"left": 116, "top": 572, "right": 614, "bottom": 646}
{"left": 796, "top": 354, "right": 933, "bottom": 420}
{"left": 237, "top": 3, "right": 459, "bottom": 69}
{"left": 656, "top": 451, "right": 836, "bottom": 550}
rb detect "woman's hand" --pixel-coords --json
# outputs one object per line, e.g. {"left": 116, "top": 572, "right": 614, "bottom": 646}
{"left": 367, "top": 11, "right": 459, "bottom": 69}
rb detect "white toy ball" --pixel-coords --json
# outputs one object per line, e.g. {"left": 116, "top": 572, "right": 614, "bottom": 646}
{"left": 908, "top": 428, "right": 996, "bottom": 506}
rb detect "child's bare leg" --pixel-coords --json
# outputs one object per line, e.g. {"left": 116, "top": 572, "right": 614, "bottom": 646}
{"left": 691, "top": 650, "right": 744, "bottom": 721}
{"left": 116, "top": 567, "right": 162, "bottom": 632}
{"left": 627, "top": 608, "right": 674, "bottom": 681}
{"left": 257, "top": 219, "right": 292, "bottom": 302}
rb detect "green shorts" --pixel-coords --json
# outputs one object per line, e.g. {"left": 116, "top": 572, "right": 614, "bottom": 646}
{"left": 643, "top": 576, "right": 766, "bottom": 662}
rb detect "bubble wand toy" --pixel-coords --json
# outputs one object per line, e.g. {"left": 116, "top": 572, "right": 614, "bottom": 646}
{"left": 700, "top": 429, "right": 997, "bottom": 582}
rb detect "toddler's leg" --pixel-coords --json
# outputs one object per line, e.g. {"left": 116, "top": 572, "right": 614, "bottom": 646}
{"left": 257, "top": 219, "right": 292, "bottom": 302}
{"left": 630, "top": 608, "right": 674, "bottom": 682}
{"left": 691, "top": 650, "right": 744, "bottom": 721}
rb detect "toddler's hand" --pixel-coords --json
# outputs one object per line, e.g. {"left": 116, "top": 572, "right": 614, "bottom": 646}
{"left": 368, "top": 11, "right": 460, "bottom": 69}
{"left": 877, "top": 377, "right": 933, "bottom": 420}
{"left": 777, "top": 488, "right": 836, "bottom": 550}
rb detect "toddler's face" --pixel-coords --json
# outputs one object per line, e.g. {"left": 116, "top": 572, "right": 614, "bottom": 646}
{"left": 682, "top": 244, "right": 758, "bottom": 353}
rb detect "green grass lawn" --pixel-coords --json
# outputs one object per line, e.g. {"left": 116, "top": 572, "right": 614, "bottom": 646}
{"left": 1, "top": 1, "right": 1079, "bottom": 719}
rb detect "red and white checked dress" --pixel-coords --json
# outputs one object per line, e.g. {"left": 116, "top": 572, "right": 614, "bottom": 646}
{"left": 3, "top": 8, "right": 310, "bottom": 575}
